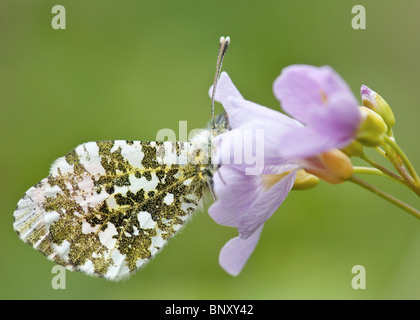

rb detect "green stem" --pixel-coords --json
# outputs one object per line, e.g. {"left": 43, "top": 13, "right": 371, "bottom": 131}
{"left": 359, "top": 151, "right": 420, "bottom": 197}
{"left": 384, "top": 135, "right": 420, "bottom": 184}
{"left": 353, "top": 166, "right": 404, "bottom": 185}
{"left": 375, "top": 146, "right": 388, "bottom": 160}
{"left": 359, "top": 153, "right": 403, "bottom": 182}
{"left": 382, "top": 141, "right": 414, "bottom": 187}
{"left": 349, "top": 175, "right": 420, "bottom": 220}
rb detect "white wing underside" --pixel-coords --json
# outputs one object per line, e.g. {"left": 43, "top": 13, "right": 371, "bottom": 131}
{"left": 13, "top": 140, "right": 210, "bottom": 281}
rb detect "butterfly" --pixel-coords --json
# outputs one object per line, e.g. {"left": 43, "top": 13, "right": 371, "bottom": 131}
{"left": 13, "top": 36, "right": 231, "bottom": 281}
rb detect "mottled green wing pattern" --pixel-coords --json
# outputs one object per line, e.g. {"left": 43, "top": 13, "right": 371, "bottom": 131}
{"left": 13, "top": 140, "right": 209, "bottom": 281}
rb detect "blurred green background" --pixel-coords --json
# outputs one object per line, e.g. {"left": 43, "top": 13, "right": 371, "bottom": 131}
{"left": 1, "top": 0, "right": 420, "bottom": 300}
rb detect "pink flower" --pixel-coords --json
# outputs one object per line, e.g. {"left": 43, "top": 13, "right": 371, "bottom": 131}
{"left": 273, "top": 65, "right": 362, "bottom": 161}
{"left": 209, "top": 65, "right": 362, "bottom": 276}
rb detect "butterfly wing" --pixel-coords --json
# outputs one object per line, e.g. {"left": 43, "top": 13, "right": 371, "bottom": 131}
{"left": 13, "top": 140, "right": 209, "bottom": 281}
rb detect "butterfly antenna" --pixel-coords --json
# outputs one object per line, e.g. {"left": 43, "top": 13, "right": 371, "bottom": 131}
{"left": 211, "top": 36, "right": 230, "bottom": 129}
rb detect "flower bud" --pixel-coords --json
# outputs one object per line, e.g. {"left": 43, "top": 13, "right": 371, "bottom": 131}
{"left": 341, "top": 140, "right": 363, "bottom": 157}
{"left": 356, "top": 106, "right": 388, "bottom": 147}
{"left": 292, "top": 170, "right": 319, "bottom": 190}
{"left": 303, "top": 149, "right": 353, "bottom": 184}
{"left": 361, "top": 85, "right": 395, "bottom": 128}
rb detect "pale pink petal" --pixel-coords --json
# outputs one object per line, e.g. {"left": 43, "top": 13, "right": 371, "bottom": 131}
{"left": 309, "top": 96, "right": 362, "bottom": 141}
{"left": 209, "top": 72, "right": 244, "bottom": 118}
{"left": 273, "top": 65, "right": 358, "bottom": 125}
{"left": 360, "top": 84, "right": 375, "bottom": 102}
{"left": 209, "top": 166, "right": 258, "bottom": 227}
{"left": 212, "top": 98, "right": 302, "bottom": 173}
{"left": 219, "top": 226, "right": 264, "bottom": 276}
{"left": 210, "top": 72, "right": 301, "bottom": 130}
{"left": 224, "top": 96, "right": 299, "bottom": 130}
{"left": 238, "top": 170, "right": 296, "bottom": 238}
{"left": 277, "top": 127, "right": 340, "bottom": 161}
